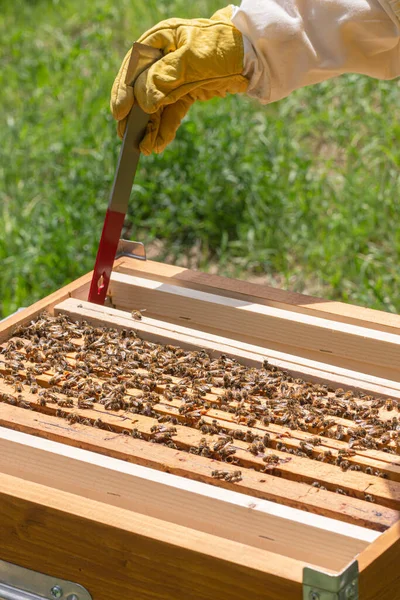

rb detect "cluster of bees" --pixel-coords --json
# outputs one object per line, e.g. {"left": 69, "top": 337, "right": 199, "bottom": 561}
{"left": 0, "top": 313, "right": 398, "bottom": 497}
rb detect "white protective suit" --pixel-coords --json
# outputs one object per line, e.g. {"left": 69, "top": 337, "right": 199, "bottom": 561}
{"left": 231, "top": 0, "right": 400, "bottom": 103}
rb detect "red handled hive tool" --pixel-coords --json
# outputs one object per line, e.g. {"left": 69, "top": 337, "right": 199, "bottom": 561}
{"left": 88, "top": 43, "right": 161, "bottom": 305}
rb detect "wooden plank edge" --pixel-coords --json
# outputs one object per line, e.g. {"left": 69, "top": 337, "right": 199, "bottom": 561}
{"left": 358, "top": 521, "right": 400, "bottom": 600}
{"left": 0, "top": 274, "right": 90, "bottom": 344}
{"left": 0, "top": 471, "right": 303, "bottom": 600}
{"left": 56, "top": 298, "right": 400, "bottom": 400}
{"left": 108, "top": 272, "right": 400, "bottom": 380}
{"left": 0, "top": 426, "right": 375, "bottom": 571}
{"left": 0, "top": 376, "right": 398, "bottom": 509}
{"left": 4, "top": 329, "right": 400, "bottom": 459}
{"left": 0, "top": 402, "right": 396, "bottom": 532}
{"left": 2, "top": 343, "right": 398, "bottom": 474}
{"left": 115, "top": 258, "right": 400, "bottom": 335}
{"left": 0, "top": 259, "right": 128, "bottom": 343}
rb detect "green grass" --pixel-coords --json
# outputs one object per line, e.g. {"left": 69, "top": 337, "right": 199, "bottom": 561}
{"left": 1, "top": 0, "right": 400, "bottom": 318}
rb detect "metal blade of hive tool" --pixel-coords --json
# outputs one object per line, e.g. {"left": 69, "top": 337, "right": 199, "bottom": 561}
{"left": 88, "top": 43, "right": 162, "bottom": 305}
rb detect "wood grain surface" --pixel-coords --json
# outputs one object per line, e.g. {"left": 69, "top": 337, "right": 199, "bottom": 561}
{"left": 108, "top": 271, "right": 400, "bottom": 382}
{"left": 115, "top": 258, "right": 400, "bottom": 334}
{"left": 358, "top": 521, "right": 400, "bottom": 600}
{"left": 2, "top": 259, "right": 400, "bottom": 598}
{"left": 56, "top": 297, "right": 400, "bottom": 399}
{"left": 0, "top": 471, "right": 303, "bottom": 600}
{"left": 0, "top": 402, "right": 397, "bottom": 532}
{"left": 0, "top": 426, "right": 376, "bottom": 571}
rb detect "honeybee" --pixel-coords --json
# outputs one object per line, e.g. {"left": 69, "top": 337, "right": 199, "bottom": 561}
{"left": 225, "top": 470, "right": 242, "bottom": 483}
{"left": 66, "top": 412, "right": 81, "bottom": 424}
{"left": 130, "top": 428, "right": 143, "bottom": 439}
{"left": 211, "top": 469, "right": 228, "bottom": 480}
{"left": 131, "top": 309, "right": 146, "bottom": 321}
{"left": 248, "top": 441, "right": 264, "bottom": 455}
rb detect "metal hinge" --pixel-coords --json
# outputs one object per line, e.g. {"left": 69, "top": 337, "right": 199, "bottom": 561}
{"left": 0, "top": 560, "right": 92, "bottom": 600}
{"left": 116, "top": 239, "right": 146, "bottom": 261}
{"left": 303, "top": 560, "right": 358, "bottom": 600}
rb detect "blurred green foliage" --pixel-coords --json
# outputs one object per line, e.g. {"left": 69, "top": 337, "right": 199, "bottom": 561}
{"left": 1, "top": 0, "right": 400, "bottom": 318}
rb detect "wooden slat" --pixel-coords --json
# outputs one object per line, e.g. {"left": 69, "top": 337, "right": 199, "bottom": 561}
{"left": 0, "top": 273, "right": 91, "bottom": 343}
{"left": 48, "top": 300, "right": 400, "bottom": 462}
{"left": 199, "top": 414, "right": 400, "bottom": 479}
{"left": 5, "top": 334, "right": 399, "bottom": 439}
{"left": 56, "top": 298, "right": 400, "bottom": 399}
{"left": 0, "top": 258, "right": 133, "bottom": 344}
{"left": 52, "top": 300, "right": 400, "bottom": 456}
{"left": 1, "top": 344, "right": 400, "bottom": 503}
{"left": 0, "top": 426, "right": 376, "bottom": 571}
{"left": 0, "top": 471, "right": 303, "bottom": 600}
{"left": 4, "top": 336, "right": 399, "bottom": 447}
{"left": 108, "top": 272, "right": 400, "bottom": 382}
{"left": 3, "top": 348, "right": 400, "bottom": 480}
{"left": 84, "top": 412, "right": 400, "bottom": 509}
{"left": 358, "top": 522, "right": 400, "bottom": 600}
{"left": 4, "top": 376, "right": 395, "bottom": 507}
{"left": 36, "top": 330, "right": 400, "bottom": 424}
{"left": 4, "top": 348, "right": 400, "bottom": 490}
{"left": 0, "top": 400, "right": 397, "bottom": 531}
{"left": 1, "top": 340, "right": 396, "bottom": 439}
{"left": 115, "top": 258, "right": 400, "bottom": 335}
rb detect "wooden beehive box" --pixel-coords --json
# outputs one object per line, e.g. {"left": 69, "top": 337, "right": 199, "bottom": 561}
{"left": 1, "top": 256, "right": 400, "bottom": 600}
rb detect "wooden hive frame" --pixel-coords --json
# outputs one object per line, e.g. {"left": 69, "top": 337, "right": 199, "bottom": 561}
{"left": 1, "top": 256, "right": 400, "bottom": 600}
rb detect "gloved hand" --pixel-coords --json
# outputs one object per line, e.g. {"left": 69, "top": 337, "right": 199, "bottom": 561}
{"left": 110, "top": 6, "right": 248, "bottom": 155}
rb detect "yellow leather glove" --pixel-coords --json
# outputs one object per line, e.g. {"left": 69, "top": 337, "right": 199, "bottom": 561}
{"left": 110, "top": 6, "right": 248, "bottom": 155}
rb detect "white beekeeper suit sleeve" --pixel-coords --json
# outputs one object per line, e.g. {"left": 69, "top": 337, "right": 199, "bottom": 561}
{"left": 231, "top": 0, "right": 400, "bottom": 103}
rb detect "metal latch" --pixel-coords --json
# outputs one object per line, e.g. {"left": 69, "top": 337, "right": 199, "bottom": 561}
{"left": 303, "top": 560, "right": 358, "bottom": 600}
{"left": 0, "top": 560, "right": 92, "bottom": 600}
{"left": 116, "top": 238, "right": 146, "bottom": 261}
